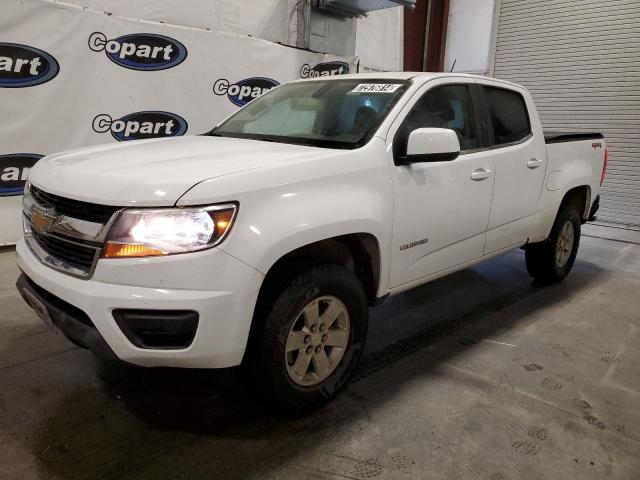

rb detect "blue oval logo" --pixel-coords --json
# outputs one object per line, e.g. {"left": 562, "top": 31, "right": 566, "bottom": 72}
{"left": 0, "top": 153, "right": 43, "bottom": 196}
{"left": 213, "top": 77, "right": 280, "bottom": 107}
{"left": 88, "top": 32, "right": 187, "bottom": 71}
{"left": 0, "top": 43, "right": 59, "bottom": 88}
{"left": 92, "top": 111, "right": 188, "bottom": 142}
{"left": 300, "top": 61, "right": 349, "bottom": 78}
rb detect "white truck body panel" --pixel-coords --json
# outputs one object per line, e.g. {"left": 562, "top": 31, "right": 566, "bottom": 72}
{"left": 383, "top": 76, "right": 496, "bottom": 287}
{"left": 532, "top": 139, "right": 604, "bottom": 243}
{"left": 482, "top": 79, "right": 548, "bottom": 254}
{"left": 29, "top": 136, "right": 342, "bottom": 206}
{"left": 177, "top": 137, "right": 394, "bottom": 294}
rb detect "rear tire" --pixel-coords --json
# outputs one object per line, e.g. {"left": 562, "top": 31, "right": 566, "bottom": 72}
{"left": 242, "top": 264, "right": 368, "bottom": 414}
{"left": 525, "top": 204, "right": 581, "bottom": 284}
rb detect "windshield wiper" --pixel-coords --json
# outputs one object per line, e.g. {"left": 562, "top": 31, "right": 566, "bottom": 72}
{"left": 206, "top": 132, "right": 350, "bottom": 149}
{"left": 208, "top": 131, "right": 281, "bottom": 143}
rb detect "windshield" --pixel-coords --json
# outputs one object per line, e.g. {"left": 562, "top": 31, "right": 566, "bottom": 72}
{"left": 209, "top": 79, "right": 410, "bottom": 149}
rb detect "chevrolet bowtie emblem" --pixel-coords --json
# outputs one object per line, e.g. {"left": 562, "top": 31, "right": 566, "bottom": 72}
{"left": 31, "top": 209, "right": 53, "bottom": 234}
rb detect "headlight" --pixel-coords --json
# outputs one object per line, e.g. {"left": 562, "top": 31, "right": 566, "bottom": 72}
{"left": 103, "top": 203, "right": 237, "bottom": 258}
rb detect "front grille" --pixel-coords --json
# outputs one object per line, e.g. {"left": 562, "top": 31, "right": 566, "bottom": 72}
{"left": 31, "top": 229, "right": 98, "bottom": 270}
{"left": 30, "top": 185, "right": 121, "bottom": 224}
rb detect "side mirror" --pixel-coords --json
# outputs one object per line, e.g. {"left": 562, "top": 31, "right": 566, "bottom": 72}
{"left": 399, "top": 128, "right": 461, "bottom": 164}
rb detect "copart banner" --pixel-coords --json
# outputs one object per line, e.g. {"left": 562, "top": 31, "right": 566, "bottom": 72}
{"left": 0, "top": 0, "right": 358, "bottom": 245}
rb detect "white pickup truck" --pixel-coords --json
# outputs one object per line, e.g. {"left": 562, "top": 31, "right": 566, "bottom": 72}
{"left": 17, "top": 73, "right": 606, "bottom": 411}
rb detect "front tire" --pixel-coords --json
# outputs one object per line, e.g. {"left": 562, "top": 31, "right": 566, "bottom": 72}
{"left": 243, "top": 264, "right": 368, "bottom": 413}
{"left": 525, "top": 204, "right": 581, "bottom": 284}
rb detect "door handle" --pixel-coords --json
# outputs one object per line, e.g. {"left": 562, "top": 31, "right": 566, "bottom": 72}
{"left": 527, "top": 158, "right": 544, "bottom": 168}
{"left": 471, "top": 168, "right": 492, "bottom": 181}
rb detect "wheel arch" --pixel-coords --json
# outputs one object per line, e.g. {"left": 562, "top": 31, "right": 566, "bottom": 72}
{"left": 532, "top": 183, "right": 592, "bottom": 243}
{"left": 559, "top": 184, "right": 591, "bottom": 222}
{"left": 240, "top": 232, "right": 382, "bottom": 364}
{"left": 256, "top": 232, "right": 382, "bottom": 309}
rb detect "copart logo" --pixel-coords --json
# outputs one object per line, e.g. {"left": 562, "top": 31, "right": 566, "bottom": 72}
{"left": 300, "top": 61, "right": 349, "bottom": 78}
{"left": 88, "top": 32, "right": 187, "bottom": 71}
{"left": 0, "top": 153, "right": 43, "bottom": 196}
{"left": 92, "top": 111, "right": 188, "bottom": 141}
{"left": 0, "top": 43, "right": 59, "bottom": 88}
{"left": 213, "top": 77, "right": 279, "bottom": 107}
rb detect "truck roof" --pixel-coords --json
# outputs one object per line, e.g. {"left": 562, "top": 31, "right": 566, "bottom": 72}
{"left": 293, "top": 71, "right": 524, "bottom": 90}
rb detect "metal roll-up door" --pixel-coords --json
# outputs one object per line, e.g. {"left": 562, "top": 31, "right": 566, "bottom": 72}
{"left": 491, "top": 0, "right": 640, "bottom": 228}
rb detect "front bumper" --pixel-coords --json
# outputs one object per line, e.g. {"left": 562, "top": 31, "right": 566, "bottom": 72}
{"left": 16, "top": 238, "right": 264, "bottom": 368}
{"left": 16, "top": 274, "right": 121, "bottom": 363}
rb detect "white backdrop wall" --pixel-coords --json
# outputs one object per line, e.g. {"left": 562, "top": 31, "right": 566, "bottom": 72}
{"left": 60, "top": 0, "right": 297, "bottom": 45}
{"left": 356, "top": 7, "right": 404, "bottom": 72}
{"left": 0, "top": 0, "right": 357, "bottom": 245}
{"left": 444, "top": 0, "right": 496, "bottom": 75}
{"left": 61, "top": 0, "right": 405, "bottom": 65}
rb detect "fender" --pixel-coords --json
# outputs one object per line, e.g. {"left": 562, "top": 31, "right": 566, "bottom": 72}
{"left": 177, "top": 139, "right": 394, "bottom": 296}
{"left": 532, "top": 141, "right": 599, "bottom": 242}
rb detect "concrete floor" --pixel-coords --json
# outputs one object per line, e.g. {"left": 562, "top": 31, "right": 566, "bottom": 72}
{"left": 1, "top": 225, "right": 639, "bottom": 480}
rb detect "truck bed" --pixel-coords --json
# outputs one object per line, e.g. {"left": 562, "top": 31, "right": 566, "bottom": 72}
{"left": 544, "top": 131, "right": 604, "bottom": 144}
{"left": 542, "top": 130, "right": 606, "bottom": 225}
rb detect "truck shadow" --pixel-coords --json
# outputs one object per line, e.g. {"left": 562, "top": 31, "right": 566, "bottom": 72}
{"left": 31, "top": 251, "right": 609, "bottom": 479}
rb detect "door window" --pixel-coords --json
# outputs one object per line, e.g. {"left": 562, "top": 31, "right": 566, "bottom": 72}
{"left": 483, "top": 87, "right": 531, "bottom": 146}
{"left": 394, "top": 84, "right": 480, "bottom": 159}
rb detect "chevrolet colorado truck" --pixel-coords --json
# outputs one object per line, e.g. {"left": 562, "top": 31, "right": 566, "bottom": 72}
{"left": 16, "top": 73, "right": 606, "bottom": 411}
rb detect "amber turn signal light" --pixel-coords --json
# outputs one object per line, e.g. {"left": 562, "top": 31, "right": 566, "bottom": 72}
{"left": 103, "top": 243, "right": 168, "bottom": 258}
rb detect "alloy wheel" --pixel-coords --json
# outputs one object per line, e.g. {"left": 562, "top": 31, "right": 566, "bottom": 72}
{"left": 285, "top": 296, "right": 350, "bottom": 387}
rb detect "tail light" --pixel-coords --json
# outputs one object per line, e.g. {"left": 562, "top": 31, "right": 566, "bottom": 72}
{"left": 601, "top": 148, "right": 608, "bottom": 185}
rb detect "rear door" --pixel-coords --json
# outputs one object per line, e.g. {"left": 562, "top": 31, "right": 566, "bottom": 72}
{"left": 387, "top": 79, "right": 495, "bottom": 287}
{"left": 479, "top": 82, "right": 547, "bottom": 253}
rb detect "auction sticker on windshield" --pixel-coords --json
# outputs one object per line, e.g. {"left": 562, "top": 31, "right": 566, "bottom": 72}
{"left": 350, "top": 83, "right": 403, "bottom": 93}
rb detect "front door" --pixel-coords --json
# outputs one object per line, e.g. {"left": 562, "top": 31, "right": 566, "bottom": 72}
{"left": 388, "top": 80, "right": 495, "bottom": 288}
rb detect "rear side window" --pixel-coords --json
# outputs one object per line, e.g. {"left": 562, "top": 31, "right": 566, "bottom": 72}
{"left": 484, "top": 86, "right": 531, "bottom": 146}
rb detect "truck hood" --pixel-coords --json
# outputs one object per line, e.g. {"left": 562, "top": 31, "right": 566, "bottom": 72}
{"left": 28, "top": 136, "right": 332, "bottom": 206}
